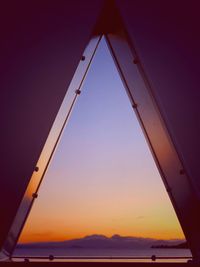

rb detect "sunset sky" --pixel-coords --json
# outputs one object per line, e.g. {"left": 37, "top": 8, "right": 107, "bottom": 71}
{"left": 19, "top": 38, "right": 184, "bottom": 243}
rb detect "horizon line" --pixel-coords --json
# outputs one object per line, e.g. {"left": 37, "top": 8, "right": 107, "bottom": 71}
{"left": 18, "top": 233, "right": 186, "bottom": 245}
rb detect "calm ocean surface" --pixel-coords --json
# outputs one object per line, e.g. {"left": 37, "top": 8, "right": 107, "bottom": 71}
{"left": 13, "top": 248, "right": 192, "bottom": 263}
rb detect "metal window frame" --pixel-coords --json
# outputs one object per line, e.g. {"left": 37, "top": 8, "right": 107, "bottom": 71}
{"left": 1, "top": 2, "right": 200, "bottom": 263}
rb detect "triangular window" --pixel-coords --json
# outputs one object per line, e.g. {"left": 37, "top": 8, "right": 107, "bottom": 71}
{"left": 13, "top": 37, "right": 190, "bottom": 262}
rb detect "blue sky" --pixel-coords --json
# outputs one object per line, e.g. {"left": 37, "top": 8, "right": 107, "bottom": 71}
{"left": 19, "top": 38, "right": 184, "bottom": 243}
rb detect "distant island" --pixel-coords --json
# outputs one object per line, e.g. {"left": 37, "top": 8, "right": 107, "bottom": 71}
{"left": 17, "top": 234, "right": 186, "bottom": 250}
{"left": 151, "top": 242, "right": 188, "bottom": 249}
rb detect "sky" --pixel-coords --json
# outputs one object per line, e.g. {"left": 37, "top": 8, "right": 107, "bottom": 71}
{"left": 18, "top": 38, "right": 184, "bottom": 243}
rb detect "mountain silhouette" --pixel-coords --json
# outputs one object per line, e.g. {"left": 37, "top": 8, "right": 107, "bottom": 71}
{"left": 17, "top": 235, "right": 184, "bottom": 249}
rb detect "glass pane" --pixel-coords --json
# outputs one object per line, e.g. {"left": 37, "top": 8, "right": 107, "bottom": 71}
{"left": 14, "top": 37, "right": 190, "bottom": 262}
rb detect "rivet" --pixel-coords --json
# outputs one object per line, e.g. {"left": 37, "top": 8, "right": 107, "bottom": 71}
{"left": 32, "top": 193, "right": 38, "bottom": 199}
{"left": 180, "top": 169, "right": 185, "bottom": 175}
{"left": 133, "top": 58, "right": 139, "bottom": 64}
{"left": 151, "top": 255, "right": 156, "bottom": 261}
{"left": 35, "top": 166, "right": 39, "bottom": 172}
{"left": 49, "top": 255, "right": 54, "bottom": 261}
{"left": 75, "top": 89, "right": 81, "bottom": 95}
{"left": 81, "top": 55, "right": 85, "bottom": 61}
{"left": 132, "top": 103, "right": 138, "bottom": 109}
{"left": 166, "top": 186, "right": 172, "bottom": 193}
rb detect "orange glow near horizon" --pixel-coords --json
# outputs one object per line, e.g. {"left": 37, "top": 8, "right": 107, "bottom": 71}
{"left": 19, "top": 186, "right": 185, "bottom": 243}
{"left": 18, "top": 39, "right": 185, "bottom": 244}
{"left": 19, "top": 218, "right": 185, "bottom": 243}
